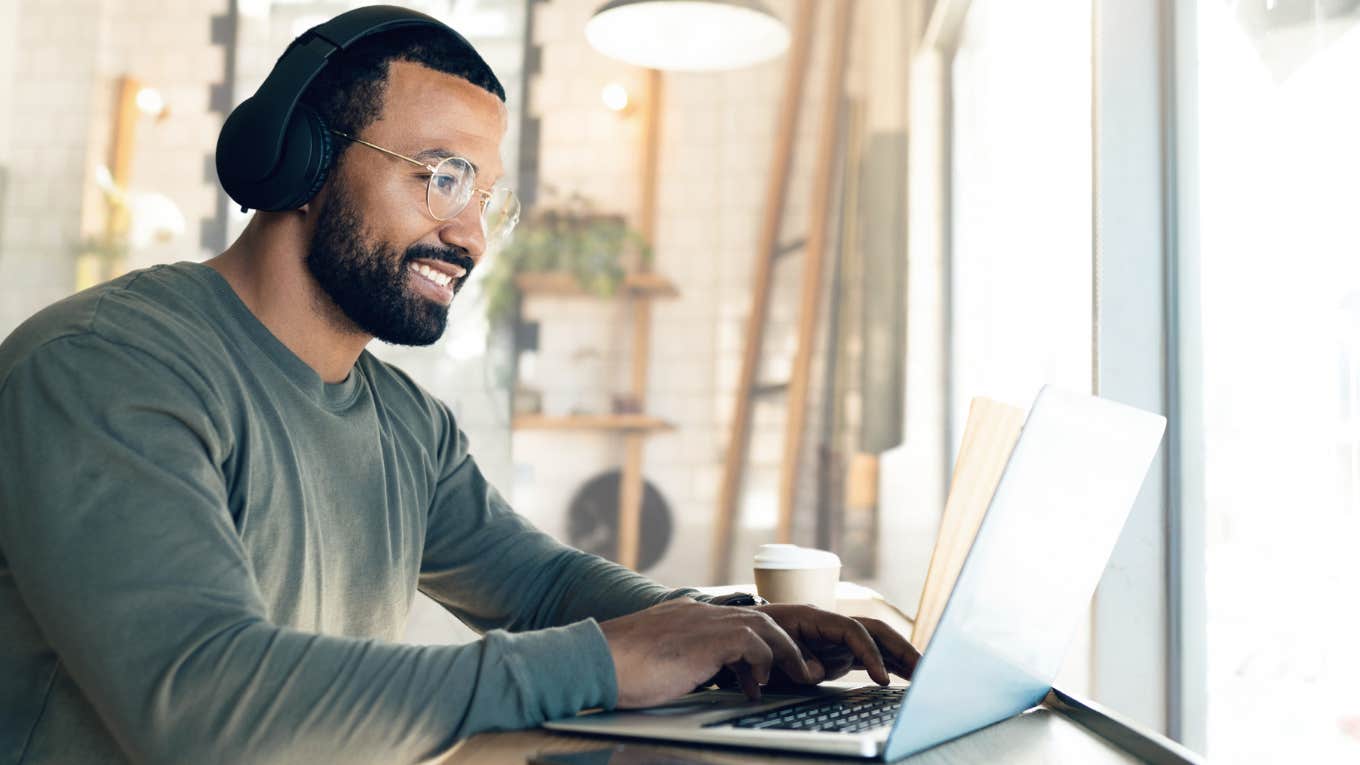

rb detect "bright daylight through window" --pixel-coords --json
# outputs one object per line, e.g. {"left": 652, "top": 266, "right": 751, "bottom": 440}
{"left": 1188, "top": 1, "right": 1360, "bottom": 761}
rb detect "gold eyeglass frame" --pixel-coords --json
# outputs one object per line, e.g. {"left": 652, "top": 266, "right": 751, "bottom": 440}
{"left": 329, "top": 129, "right": 509, "bottom": 226}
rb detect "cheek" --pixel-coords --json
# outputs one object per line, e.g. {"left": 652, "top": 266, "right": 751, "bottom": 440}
{"left": 351, "top": 175, "right": 432, "bottom": 245}
{"left": 370, "top": 174, "right": 422, "bottom": 219}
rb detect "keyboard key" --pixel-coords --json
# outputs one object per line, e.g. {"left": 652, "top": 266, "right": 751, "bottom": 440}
{"left": 705, "top": 686, "right": 905, "bottom": 733}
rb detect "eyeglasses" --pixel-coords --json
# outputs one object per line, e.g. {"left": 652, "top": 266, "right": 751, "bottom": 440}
{"left": 329, "top": 130, "right": 520, "bottom": 246}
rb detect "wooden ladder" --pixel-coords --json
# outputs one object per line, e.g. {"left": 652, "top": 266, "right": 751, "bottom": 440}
{"left": 711, "top": 0, "right": 855, "bottom": 584}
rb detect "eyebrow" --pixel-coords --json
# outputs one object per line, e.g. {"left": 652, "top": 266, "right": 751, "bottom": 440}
{"left": 414, "top": 147, "right": 480, "bottom": 176}
{"left": 416, "top": 148, "right": 508, "bottom": 185}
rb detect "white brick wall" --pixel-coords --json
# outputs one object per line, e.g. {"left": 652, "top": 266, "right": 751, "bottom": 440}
{"left": 0, "top": 0, "right": 106, "bottom": 336}
{"left": 518, "top": 0, "right": 851, "bottom": 588}
{"left": 0, "top": 0, "right": 228, "bottom": 341}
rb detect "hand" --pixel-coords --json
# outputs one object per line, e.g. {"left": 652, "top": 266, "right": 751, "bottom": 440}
{"left": 598, "top": 597, "right": 816, "bottom": 708}
{"left": 751, "top": 604, "right": 920, "bottom": 689}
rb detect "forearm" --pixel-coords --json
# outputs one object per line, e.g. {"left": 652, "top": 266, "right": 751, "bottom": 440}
{"left": 423, "top": 515, "right": 700, "bottom": 633}
{"left": 77, "top": 615, "right": 615, "bottom": 765}
{"left": 421, "top": 441, "right": 702, "bottom": 632}
{"left": 526, "top": 545, "right": 706, "bottom": 626}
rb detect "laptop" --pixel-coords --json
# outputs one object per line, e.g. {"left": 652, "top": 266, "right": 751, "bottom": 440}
{"left": 546, "top": 386, "right": 1167, "bottom": 760}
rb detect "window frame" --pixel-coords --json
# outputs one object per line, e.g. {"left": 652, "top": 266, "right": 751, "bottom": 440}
{"left": 913, "top": 0, "right": 1205, "bottom": 747}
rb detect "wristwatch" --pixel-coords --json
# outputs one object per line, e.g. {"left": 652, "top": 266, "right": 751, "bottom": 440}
{"left": 706, "top": 592, "right": 768, "bottom": 607}
{"left": 697, "top": 591, "right": 771, "bottom": 691}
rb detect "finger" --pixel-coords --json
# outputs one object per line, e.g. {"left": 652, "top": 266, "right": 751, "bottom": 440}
{"left": 740, "top": 611, "right": 816, "bottom": 685}
{"left": 729, "top": 662, "right": 761, "bottom": 701}
{"left": 763, "top": 647, "right": 826, "bottom": 692}
{"left": 800, "top": 647, "right": 826, "bottom": 684}
{"left": 733, "top": 626, "right": 775, "bottom": 692}
{"left": 812, "top": 614, "right": 890, "bottom": 685}
{"left": 815, "top": 647, "right": 856, "bottom": 681}
{"left": 855, "top": 617, "right": 920, "bottom": 679}
{"left": 761, "top": 668, "right": 808, "bottom": 694}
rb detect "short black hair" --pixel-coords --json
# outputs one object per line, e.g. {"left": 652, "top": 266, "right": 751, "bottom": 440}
{"left": 300, "top": 25, "right": 505, "bottom": 161}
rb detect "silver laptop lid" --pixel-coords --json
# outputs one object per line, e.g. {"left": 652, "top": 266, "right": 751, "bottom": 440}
{"left": 884, "top": 386, "right": 1166, "bottom": 760}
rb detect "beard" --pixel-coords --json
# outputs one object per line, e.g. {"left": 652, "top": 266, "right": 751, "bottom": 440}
{"left": 304, "top": 183, "right": 474, "bottom": 346}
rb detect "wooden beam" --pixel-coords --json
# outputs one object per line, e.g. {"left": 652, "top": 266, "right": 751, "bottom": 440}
{"left": 617, "top": 436, "right": 645, "bottom": 569}
{"left": 638, "top": 68, "right": 662, "bottom": 258}
{"left": 617, "top": 68, "right": 665, "bottom": 570}
{"left": 712, "top": 0, "right": 816, "bottom": 584}
{"left": 108, "top": 75, "right": 140, "bottom": 231}
{"left": 100, "top": 74, "right": 142, "bottom": 284}
{"left": 776, "top": 0, "right": 854, "bottom": 544}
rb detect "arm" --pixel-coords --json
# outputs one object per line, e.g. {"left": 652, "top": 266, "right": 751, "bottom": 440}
{"left": 408, "top": 405, "right": 913, "bottom": 711}
{"left": 0, "top": 335, "right": 614, "bottom": 765}
{"left": 416, "top": 409, "right": 702, "bottom": 634}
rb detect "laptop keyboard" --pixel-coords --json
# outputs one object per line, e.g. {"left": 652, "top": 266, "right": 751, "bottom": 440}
{"left": 706, "top": 686, "right": 905, "bottom": 734}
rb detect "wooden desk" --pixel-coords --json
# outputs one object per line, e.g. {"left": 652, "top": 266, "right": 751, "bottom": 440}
{"left": 437, "top": 709, "right": 1113, "bottom": 764}
{"left": 435, "top": 587, "right": 1203, "bottom": 764}
{"left": 436, "top": 689, "right": 1202, "bottom": 764}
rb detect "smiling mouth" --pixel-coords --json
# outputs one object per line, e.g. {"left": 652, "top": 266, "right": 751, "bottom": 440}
{"left": 407, "top": 256, "right": 472, "bottom": 295}
{"left": 410, "top": 261, "right": 462, "bottom": 288}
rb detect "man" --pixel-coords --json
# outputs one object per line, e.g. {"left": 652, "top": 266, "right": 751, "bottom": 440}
{"left": 0, "top": 12, "right": 916, "bottom": 765}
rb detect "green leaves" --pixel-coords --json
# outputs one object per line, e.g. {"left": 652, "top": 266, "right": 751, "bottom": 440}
{"left": 482, "top": 192, "right": 652, "bottom": 326}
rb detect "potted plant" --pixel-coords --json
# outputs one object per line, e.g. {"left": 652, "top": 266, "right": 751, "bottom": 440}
{"left": 481, "top": 191, "right": 652, "bottom": 326}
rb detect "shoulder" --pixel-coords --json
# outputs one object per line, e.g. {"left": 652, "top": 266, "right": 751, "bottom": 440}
{"left": 359, "top": 353, "right": 446, "bottom": 417}
{"left": 0, "top": 263, "right": 231, "bottom": 402}
{"left": 357, "top": 352, "right": 468, "bottom": 460}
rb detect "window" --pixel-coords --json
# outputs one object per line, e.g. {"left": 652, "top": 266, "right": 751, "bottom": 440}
{"left": 947, "top": 0, "right": 1094, "bottom": 694}
{"left": 949, "top": 0, "right": 1093, "bottom": 447}
{"left": 1184, "top": 1, "right": 1360, "bottom": 760}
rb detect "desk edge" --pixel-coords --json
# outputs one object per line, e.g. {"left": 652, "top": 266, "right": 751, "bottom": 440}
{"left": 1046, "top": 688, "right": 1206, "bottom": 765}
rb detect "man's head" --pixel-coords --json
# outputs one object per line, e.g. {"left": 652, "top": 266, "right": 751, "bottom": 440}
{"left": 298, "top": 25, "right": 509, "bottom": 346}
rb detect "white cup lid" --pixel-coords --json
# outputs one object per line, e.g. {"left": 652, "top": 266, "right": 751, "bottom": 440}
{"left": 753, "top": 544, "right": 841, "bottom": 570}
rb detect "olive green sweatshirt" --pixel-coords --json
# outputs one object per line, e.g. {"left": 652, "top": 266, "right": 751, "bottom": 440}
{"left": 0, "top": 262, "right": 694, "bottom": 765}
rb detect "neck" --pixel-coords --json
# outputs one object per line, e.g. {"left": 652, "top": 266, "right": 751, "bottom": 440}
{"left": 205, "top": 213, "right": 370, "bottom": 384}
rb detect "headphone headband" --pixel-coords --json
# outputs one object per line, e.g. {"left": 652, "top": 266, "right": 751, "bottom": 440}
{"left": 216, "top": 5, "right": 475, "bottom": 212}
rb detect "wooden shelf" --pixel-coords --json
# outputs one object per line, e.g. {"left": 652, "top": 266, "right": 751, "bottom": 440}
{"left": 512, "top": 414, "right": 676, "bottom": 433}
{"left": 514, "top": 272, "right": 680, "bottom": 299}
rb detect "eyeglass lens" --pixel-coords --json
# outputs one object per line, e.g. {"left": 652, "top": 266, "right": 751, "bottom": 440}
{"left": 427, "top": 157, "right": 521, "bottom": 245}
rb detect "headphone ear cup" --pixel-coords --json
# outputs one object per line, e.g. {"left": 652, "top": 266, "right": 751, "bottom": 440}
{"left": 218, "top": 101, "right": 333, "bottom": 212}
{"left": 294, "top": 105, "right": 334, "bottom": 207}
{"left": 268, "top": 103, "right": 333, "bottom": 211}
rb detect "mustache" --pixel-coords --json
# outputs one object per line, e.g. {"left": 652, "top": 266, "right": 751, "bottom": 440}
{"left": 405, "top": 245, "right": 475, "bottom": 272}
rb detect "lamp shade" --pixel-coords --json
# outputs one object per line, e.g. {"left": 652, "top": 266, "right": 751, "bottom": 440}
{"left": 585, "top": 0, "right": 790, "bottom": 72}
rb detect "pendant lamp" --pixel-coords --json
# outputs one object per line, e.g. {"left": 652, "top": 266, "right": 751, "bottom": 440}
{"left": 585, "top": 0, "right": 790, "bottom": 72}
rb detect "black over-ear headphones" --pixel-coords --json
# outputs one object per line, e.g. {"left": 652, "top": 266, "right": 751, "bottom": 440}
{"left": 215, "top": 5, "right": 470, "bottom": 213}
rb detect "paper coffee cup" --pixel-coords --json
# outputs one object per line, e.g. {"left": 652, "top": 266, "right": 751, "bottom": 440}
{"left": 753, "top": 544, "right": 841, "bottom": 610}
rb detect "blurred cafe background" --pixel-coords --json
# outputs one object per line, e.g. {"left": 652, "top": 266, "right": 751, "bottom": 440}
{"left": 1, "top": 0, "right": 1357, "bottom": 761}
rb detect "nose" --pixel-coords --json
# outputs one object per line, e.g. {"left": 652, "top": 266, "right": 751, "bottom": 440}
{"left": 437, "top": 201, "right": 487, "bottom": 265}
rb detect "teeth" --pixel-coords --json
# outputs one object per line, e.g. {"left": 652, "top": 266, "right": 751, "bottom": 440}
{"left": 413, "top": 263, "right": 453, "bottom": 287}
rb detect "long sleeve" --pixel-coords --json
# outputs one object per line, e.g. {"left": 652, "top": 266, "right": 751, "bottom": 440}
{"left": 417, "top": 408, "right": 704, "bottom": 636}
{"left": 0, "top": 334, "right": 614, "bottom": 765}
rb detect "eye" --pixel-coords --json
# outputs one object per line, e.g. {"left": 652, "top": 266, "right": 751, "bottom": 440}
{"left": 431, "top": 173, "right": 459, "bottom": 195}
